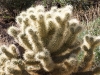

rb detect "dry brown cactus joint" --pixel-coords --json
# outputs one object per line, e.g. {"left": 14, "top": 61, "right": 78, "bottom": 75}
{"left": 0, "top": 5, "right": 100, "bottom": 75}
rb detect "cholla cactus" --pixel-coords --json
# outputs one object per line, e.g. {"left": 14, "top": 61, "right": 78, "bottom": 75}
{"left": 0, "top": 5, "right": 99, "bottom": 75}
{"left": 0, "top": 44, "right": 25, "bottom": 75}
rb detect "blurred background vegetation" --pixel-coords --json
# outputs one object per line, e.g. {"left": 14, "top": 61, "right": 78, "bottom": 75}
{"left": 0, "top": 0, "right": 36, "bottom": 17}
{"left": 0, "top": 0, "right": 100, "bottom": 69}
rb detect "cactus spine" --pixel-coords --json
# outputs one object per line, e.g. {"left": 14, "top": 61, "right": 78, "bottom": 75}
{"left": 0, "top": 5, "right": 99, "bottom": 75}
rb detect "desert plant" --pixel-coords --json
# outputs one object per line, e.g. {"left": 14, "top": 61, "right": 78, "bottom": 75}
{"left": 79, "top": 17, "right": 100, "bottom": 67}
{"left": 0, "top": 5, "right": 100, "bottom": 75}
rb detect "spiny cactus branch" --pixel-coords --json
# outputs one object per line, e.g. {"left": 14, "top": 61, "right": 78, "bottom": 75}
{"left": 0, "top": 5, "right": 99, "bottom": 75}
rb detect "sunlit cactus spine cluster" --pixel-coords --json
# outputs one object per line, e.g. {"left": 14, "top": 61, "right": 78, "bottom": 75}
{"left": 0, "top": 44, "right": 25, "bottom": 75}
{"left": 0, "top": 5, "right": 99, "bottom": 75}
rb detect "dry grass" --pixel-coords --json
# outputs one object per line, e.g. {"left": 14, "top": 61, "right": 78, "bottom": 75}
{"left": 73, "top": 2, "right": 100, "bottom": 23}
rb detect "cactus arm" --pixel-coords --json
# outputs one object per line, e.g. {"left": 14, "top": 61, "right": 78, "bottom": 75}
{"left": 78, "top": 35, "right": 100, "bottom": 72}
